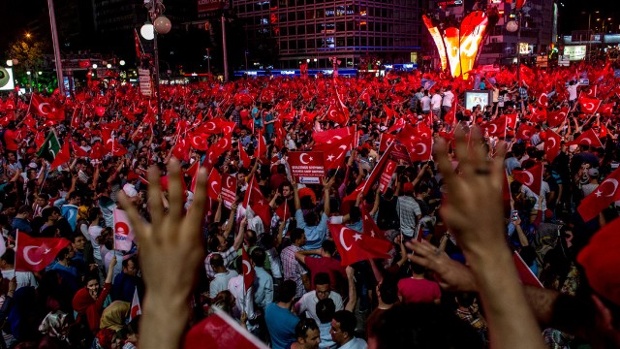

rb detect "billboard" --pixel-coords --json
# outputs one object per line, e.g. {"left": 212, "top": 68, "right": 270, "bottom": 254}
{"left": 0, "top": 67, "right": 15, "bottom": 91}
{"left": 197, "top": 0, "right": 227, "bottom": 14}
{"left": 465, "top": 90, "right": 492, "bottom": 111}
{"left": 563, "top": 45, "right": 586, "bottom": 61}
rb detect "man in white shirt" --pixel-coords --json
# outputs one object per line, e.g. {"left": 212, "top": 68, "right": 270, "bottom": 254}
{"left": 209, "top": 253, "right": 238, "bottom": 298}
{"left": 420, "top": 91, "right": 432, "bottom": 115}
{"left": 295, "top": 273, "right": 343, "bottom": 325}
{"left": 330, "top": 310, "right": 367, "bottom": 349}
{"left": 441, "top": 86, "right": 455, "bottom": 120}
{"left": 0, "top": 249, "right": 38, "bottom": 290}
{"left": 431, "top": 91, "right": 443, "bottom": 120}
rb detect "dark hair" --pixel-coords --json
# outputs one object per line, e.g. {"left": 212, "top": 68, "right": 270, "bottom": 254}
{"left": 410, "top": 261, "right": 426, "bottom": 276}
{"left": 277, "top": 280, "right": 297, "bottom": 303}
{"left": 349, "top": 207, "right": 361, "bottom": 223}
{"left": 379, "top": 276, "right": 399, "bottom": 305}
{"left": 316, "top": 298, "right": 336, "bottom": 324}
{"left": 0, "top": 249, "right": 15, "bottom": 265}
{"left": 290, "top": 228, "right": 305, "bottom": 244}
{"left": 370, "top": 303, "right": 483, "bottom": 349}
{"left": 17, "top": 205, "right": 33, "bottom": 215}
{"left": 42, "top": 206, "right": 61, "bottom": 221}
{"left": 88, "top": 207, "right": 101, "bottom": 222}
{"left": 332, "top": 310, "right": 357, "bottom": 338}
{"left": 122, "top": 256, "right": 138, "bottom": 269}
{"left": 250, "top": 247, "right": 266, "bottom": 266}
{"left": 321, "top": 240, "right": 336, "bottom": 255}
{"left": 210, "top": 253, "right": 224, "bottom": 268}
{"left": 295, "top": 318, "right": 319, "bottom": 339}
{"left": 313, "top": 272, "right": 330, "bottom": 287}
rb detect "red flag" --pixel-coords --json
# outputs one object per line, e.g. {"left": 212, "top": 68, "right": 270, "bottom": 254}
{"left": 128, "top": 286, "right": 142, "bottom": 323}
{"left": 571, "top": 129, "right": 603, "bottom": 148}
{"left": 50, "top": 139, "right": 71, "bottom": 168}
{"left": 71, "top": 141, "right": 89, "bottom": 158}
{"left": 15, "top": 232, "right": 71, "bottom": 272}
{"left": 578, "top": 96, "right": 602, "bottom": 114}
{"left": 31, "top": 95, "right": 64, "bottom": 121}
{"left": 481, "top": 116, "right": 507, "bottom": 138}
{"left": 312, "top": 126, "right": 354, "bottom": 145}
{"left": 547, "top": 108, "right": 568, "bottom": 128}
{"left": 512, "top": 162, "right": 543, "bottom": 195}
{"left": 361, "top": 208, "right": 386, "bottom": 240}
{"left": 206, "top": 169, "right": 222, "bottom": 201}
{"left": 362, "top": 142, "right": 394, "bottom": 197}
{"left": 90, "top": 142, "right": 104, "bottom": 160}
{"left": 329, "top": 224, "right": 392, "bottom": 266}
{"left": 313, "top": 135, "right": 353, "bottom": 170}
{"left": 513, "top": 251, "right": 543, "bottom": 288}
{"left": 599, "top": 103, "right": 615, "bottom": 116}
{"left": 241, "top": 247, "right": 255, "bottom": 292}
{"left": 243, "top": 177, "right": 272, "bottom": 229}
{"left": 505, "top": 113, "right": 518, "bottom": 130}
{"left": 537, "top": 93, "right": 549, "bottom": 108}
{"left": 183, "top": 307, "right": 268, "bottom": 349}
{"left": 544, "top": 129, "right": 562, "bottom": 163}
{"left": 516, "top": 123, "right": 536, "bottom": 141}
{"left": 134, "top": 29, "right": 143, "bottom": 60}
{"left": 577, "top": 168, "right": 620, "bottom": 221}
{"left": 239, "top": 142, "right": 251, "bottom": 168}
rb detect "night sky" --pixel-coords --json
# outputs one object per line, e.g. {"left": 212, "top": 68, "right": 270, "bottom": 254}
{"left": 0, "top": 0, "right": 619, "bottom": 60}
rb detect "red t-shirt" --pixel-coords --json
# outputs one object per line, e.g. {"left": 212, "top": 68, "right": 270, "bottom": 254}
{"left": 397, "top": 277, "right": 441, "bottom": 304}
{"left": 305, "top": 256, "right": 346, "bottom": 290}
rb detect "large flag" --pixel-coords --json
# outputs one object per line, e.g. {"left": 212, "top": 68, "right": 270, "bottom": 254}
{"left": 544, "top": 129, "right": 562, "bottom": 163}
{"left": 50, "top": 138, "right": 71, "bottom": 168}
{"left": 578, "top": 96, "right": 601, "bottom": 115}
{"left": 113, "top": 209, "right": 135, "bottom": 251}
{"left": 206, "top": 169, "right": 222, "bottom": 201}
{"left": 15, "top": 231, "right": 70, "bottom": 272}
{"left": 577, "top": 168, "right": 620, "bottom": 222}
{"left": 31, "top": 95, "right": 64, "bottom": 121}
{"left": 313, "top": 135, "right": 353, "bottom": 170}
{"left": 127, "top": 286, "right": 142, "bottom": 323}
{"left": 571, "top": 129, "right": 603, "bottom": 148}
{"left": 329, "top": 224, "right": 392, "bottom": 266}
{"left": 241, "top": 247, "right": 255, "bottom": 292}
{"left": 512, "top": 162, "right": 543, "bottom": 195}
{"left": 361, "top": 208, "right": 386, "bottom": 240}
{"left": 183, "top": 307, "right": 268, "bottom": 349}
{"left": 36, "top": 130, "right": 61, "bottom": 163}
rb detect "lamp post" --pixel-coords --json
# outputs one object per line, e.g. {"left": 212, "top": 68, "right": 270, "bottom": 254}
{"left": 506, "top": 12, "right": 521, "bottom": 84}
{"left": 47, "top": 0, "right": 64, "bottom": 96}
{"left": 144, "top": 0, "right": 171, "bottom": 135}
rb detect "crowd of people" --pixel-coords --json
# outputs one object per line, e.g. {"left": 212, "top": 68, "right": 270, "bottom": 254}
{"left": 0, "top": 57, "right": 619, "bottom": 349}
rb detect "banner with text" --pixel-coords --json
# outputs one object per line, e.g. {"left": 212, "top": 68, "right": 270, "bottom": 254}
{"left": 221, "top": 174, "right": 237, "bottom": 209}
{"left": 288, "top": 151, "right": 325, "bottom": 184}
{"left": 379, "top": 160, "right": 398, "bottom": 193}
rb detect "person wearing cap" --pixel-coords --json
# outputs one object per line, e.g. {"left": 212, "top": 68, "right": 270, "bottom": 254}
{"left": 580, "top": 167, "right": 599, "bottom": 197}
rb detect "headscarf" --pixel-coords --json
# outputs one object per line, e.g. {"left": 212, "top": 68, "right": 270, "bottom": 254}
{"left": 99, "top": 301, "right": 130, "bottom": 331}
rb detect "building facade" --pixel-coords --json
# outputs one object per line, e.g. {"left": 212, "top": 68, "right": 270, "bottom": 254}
{"left": 233, "top": 0, "right": 424, "bottom": 69}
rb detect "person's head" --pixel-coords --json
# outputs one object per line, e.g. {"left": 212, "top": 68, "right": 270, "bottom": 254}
{"left": 330, "top": 310, "right": 357, "bottom": 345}
{"left": 410, "top": 261, "right": 426, "bottom": 276}
{"left": 72, "top": 235, "right": 86, "bottom": 251}
{"left": 321, "top": 240, "right": 336, "bottom": 257}
{"left": 56, "top": 246, "right": 75, "bottom": 262}
{"left": 85, "top": 274, "right": 100, "bottom": 300}
{"left": 207, "top": 234, "right": 228, "bottom": 253}
{"left": 250, "top": 247, "right": 266, "bottom": 268}
{"left": 277, "top": 279, "right": 297, "bottom": 303}
{"left": 67, "top": 192, "right": 81, "bottom": 206}
{"left": 290, "top": 228, "right": 306, "bottom": 247}
{"left": 280, "top": 182, "right": 293, "bottom": 198}
{"left": 209, "top": 253, "right": 226, "bottom": 271}
{"left": 35, "top": 194, "right": 49, "bottom": 208}
{"left": 377, "top": 276, "right": 399, "bottom": 305}
{"left": 42, "top": 206, "right": 61, "bottom": 222}
{"left": 122, "top": 256, "right": 138, "bottom": 277}
{"left": 295, "top": 318, "right": 321, "bottom": 349}
{"left": 316, "top": 298, "right": 336, "bottom": 324}
{"left": 368, "top": 303, "right": 483, "bottom": 349}
{"left": 88, "top": 207, "right": 102, "bottom": 222}
{"left": 314, "top": 273, "right": 331, "bottom": 300}
{"left": 0, "top": 249, "right": 15, "bottom": 268}
{"left": 16, "top": 205, "right": 33, "bottom": 219}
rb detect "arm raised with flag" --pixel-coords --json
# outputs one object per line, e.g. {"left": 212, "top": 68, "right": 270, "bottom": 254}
{"left": 118, "top": 159, "right": 208, "bottom": 349}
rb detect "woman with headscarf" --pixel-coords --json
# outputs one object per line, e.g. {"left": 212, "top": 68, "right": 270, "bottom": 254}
{"left": 72, "top": 256, "right": 117, "bottom": 334}
{"left": 99, "top": 300, "right": 130, "bottom": 331}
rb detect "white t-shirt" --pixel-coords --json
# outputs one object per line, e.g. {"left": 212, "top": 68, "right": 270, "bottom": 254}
{"left": 88, "top": 225, "right": 104, "bottom": 261}
{"left": 296, "top": 290, "right": 343, "bottom": 324}
{"left": 1, "top": 270, "right": 38, "bottom": 290}
{"left": 431, "top": 94, "right": 443, "bottom": 110}
{"left": 442, "top": 91, "right": 455, "bottom": 108}
{"left": 420, "top": 96, "right": 431, "bottom": 111}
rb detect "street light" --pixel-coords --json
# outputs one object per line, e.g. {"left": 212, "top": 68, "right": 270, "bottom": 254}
{"left": 92, "top": 64, "right": 98, "bottom": 69}
{"left": 145, "top": 0, "right": 172, "bottom": 135}
{"left": 106, "top": 63, "right": 112, "bottom": 69}
{"left": 120, "top": 60, "right": 126, "bottom": 66}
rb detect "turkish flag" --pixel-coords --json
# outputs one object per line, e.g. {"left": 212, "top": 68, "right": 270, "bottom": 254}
{"left": 408, "top": 136, "right": 433, "bottom": 163}
{"left": 31, "top": 94, "right": 64, "bottom": 121}
{"left": 361, "top": 208, "right": 386, "bottom": 240}
{"left": 212, "top": 118, "right": 236, "bottom": 135}
{"left": 243, "top": 177, "right": 272, "bottom": 229}
{"left": 516, "top": 123, "right": 536, "bottom": 141}
{"left": 172, "top": 138, "right": 190, "bottom": 162}
{"left": 113, "top": 209, "right": 135, "bottom": 251}
{"left": 239, "top": 142, "right": 251, "bottom": 168}
{"left": 313, "top": 135, "right": 353, "bottom": 170}
{"left": 547, "top": 108, "right": 568, "bottom": 128}
{"left": 221, "top": 174, "right": 237, "bottom": 209}
{"left": 504, "top": 113, "right": 518, "bottom": 130}
{"left": 189, "top": 132, "right": 209, "bottom": 151}
{"left": 90, "top": 142, "right": 104, "bottom": 160}
{"left": 50, "top": 139, "right": 71, "bottom": 168}
{"left": 206, "top": 169, "right": 222, "bottom": 201}
{"left": 577, "top": 168, "right": 620, "bottom": 221}
{"left": 379, "top": 133, "right": 395, "bottom": 152}
{"left": 513, "top": 251, "right": 543, "bottom": 288}
{"left": 15, "top": 231, "right": 71, "bottom": 272}
{"left": 513, "top": 162, "right": 543, "bottom": 195}
{"left": 481, "top": 116, "right": 507, "bottom": 138}
{"left": 582, "top": 85, "right": 597, "bottom": 98}
{"left": 578, "top": 96, "right": 602, "bottom": 114}
{"left": 329, "top": 224, "right": 392, "bottom": 266}
{"left": 71, "top": 141, "right": 89, "bottom": 158}
{"left": 128, "top": 287, "right": 142, "bottom": 323}
{"left": 387, "top": 118, "right": 406, "bottom": 133}
{"left": 571, "top": 129, "right": 603, "bottom": 148}
{"left": 599, "top": 103, "right": 615, "bottom": 116}
{"left": 544, "top": 129, "right": 562, "bottom": 163}
{"left": 241, "top": 247, "right": 255, "bottom": 292}
{"left": 312, "top": 126, "right": 355, "bottom": 145}
{"left": 183, "top": 307, "right": 268, "bottom": 349}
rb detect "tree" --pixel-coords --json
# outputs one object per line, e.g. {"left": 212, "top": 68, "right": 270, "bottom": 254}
{"left": 7, "top": 37, "right": 46, "bottom": 73}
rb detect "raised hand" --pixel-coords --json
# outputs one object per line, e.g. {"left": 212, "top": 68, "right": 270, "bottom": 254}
{"left": 119, "top": 158, "right": 208, "bottom": 349}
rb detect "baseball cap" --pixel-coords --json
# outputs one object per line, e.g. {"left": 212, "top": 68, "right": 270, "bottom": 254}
{"left": 588, "top": 168, "right": 599, "bottom": 178}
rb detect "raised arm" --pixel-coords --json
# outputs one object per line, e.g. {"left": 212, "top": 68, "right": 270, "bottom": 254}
{"left": 344, "top": 266, "right": 357, "bottom": 312}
